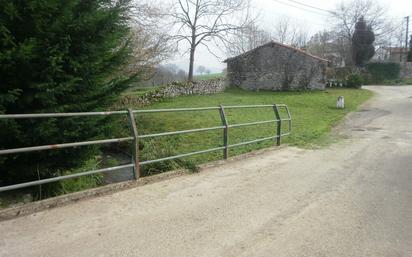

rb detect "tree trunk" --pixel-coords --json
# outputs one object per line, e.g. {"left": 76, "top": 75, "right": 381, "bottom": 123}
{"left": 188, "top": 46, "right": 195, "bottom": 81}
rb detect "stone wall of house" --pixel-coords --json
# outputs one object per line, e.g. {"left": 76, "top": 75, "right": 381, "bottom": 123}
{"left": 400, "top": 62, "right": 412, "bottom": 79}
{"left": 117, "top": 78, "right": 227, "bottom": 108}
{"left": 226, "top": 44, "right": 326, "bottom": 91}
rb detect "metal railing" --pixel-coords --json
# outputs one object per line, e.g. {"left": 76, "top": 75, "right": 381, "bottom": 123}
{"left": 0, "top": 104, "right": 291, "bottom": 192}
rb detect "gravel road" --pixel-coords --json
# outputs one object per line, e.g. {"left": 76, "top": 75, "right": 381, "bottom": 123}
{"left": 1, "top": 86, "right": 411, "bottom": 257}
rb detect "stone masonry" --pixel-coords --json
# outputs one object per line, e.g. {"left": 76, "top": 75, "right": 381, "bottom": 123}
{"left": 118, "top": 78, "right": 227, "bottom": 107}
{"left": 225, "top": 41, "right": 328, "bottom": 91}
{"left": 400, "top": 62, "right": 412, "bottom": 79}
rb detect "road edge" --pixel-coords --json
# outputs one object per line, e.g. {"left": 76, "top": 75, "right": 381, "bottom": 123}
{"left": 0, "top": 145, "right": 287, "bottom": 221}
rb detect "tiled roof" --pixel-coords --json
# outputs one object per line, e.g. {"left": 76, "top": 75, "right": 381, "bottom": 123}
{"left": 381, "top": 47, "right": 409, "bottom": 53}
{"left": 224, "top": 41, "right": 330, "bottom": 63}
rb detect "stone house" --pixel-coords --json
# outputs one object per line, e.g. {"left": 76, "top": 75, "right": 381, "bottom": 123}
{"left": 372, "top": 47, "right": 409, "bottom": 62}
{"left": 225, "top": 41, "right": 329, "bottom": 91}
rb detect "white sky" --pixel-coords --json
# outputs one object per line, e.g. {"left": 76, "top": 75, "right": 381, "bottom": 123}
{"left": 168, "top": 0, "right": 412, "bottom": 73}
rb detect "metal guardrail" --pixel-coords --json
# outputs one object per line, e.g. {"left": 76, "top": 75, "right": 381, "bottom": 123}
{"left": 0, "top": 104, "right": 291, "bottom": 192}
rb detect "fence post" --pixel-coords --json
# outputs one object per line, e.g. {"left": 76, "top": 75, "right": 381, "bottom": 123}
{"left": 285, "top": 105, "right": 292, "bottom": 134}
{"left": 127, "top": 109, "right": 140, "bottom": 179}
{"left": 219, "top": 105, "right": 229, "bottom": 159}
{"left": 273, "top": 104, "right": 282, "bottom": 146}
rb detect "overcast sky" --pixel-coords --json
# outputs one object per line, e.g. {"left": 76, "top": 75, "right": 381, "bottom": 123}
{"left": 168, "top": 0, "right": 412, "bottom": 73}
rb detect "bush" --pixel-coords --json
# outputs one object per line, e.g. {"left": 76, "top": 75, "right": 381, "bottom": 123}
{"left": 0, "top": 0, "right": 137, "bottom": 197}
{"left": 345, "top": 74, "right": 363, "bottom": 88}
{"left": 365, "top": 62, "right": 400, "bottom": 83}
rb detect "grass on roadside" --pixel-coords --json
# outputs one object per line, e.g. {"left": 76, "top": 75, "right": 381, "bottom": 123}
{"left": 370, "top": 78, "right": 412, "bottom": 86}
{"left": 126, "top": 87, "right": 373, "bottom": 175}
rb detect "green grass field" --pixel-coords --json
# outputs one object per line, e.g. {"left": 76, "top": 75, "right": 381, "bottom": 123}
{"left": 125, "top": 88, "right": 373, "bottom": 175}
{"left": 194, "top": 73, "right": 224, "bottom": 80}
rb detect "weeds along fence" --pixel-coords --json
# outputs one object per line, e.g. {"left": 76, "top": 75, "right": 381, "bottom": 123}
{"left": 0, "top": 104, "right": 291, "bottom": 193}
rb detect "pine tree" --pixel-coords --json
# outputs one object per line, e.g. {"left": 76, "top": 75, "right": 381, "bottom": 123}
{"left": 0, "top": 0, "right": 137, "bottom": 194}
{"left": 407, "top": 35, "right": 412, "bottom": 62}
{"left": 352, "top": 16, "right": 375, "bottom": 67}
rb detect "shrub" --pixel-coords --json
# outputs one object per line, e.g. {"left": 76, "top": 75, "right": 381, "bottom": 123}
{"left": 366, "top": 62, "right": 400, "bottom": 83}
{"left": 0, "top": 0, "right": 137, "bottom": 196}
{"left": 345, "top": 74, "right": 363, "bottom": 88}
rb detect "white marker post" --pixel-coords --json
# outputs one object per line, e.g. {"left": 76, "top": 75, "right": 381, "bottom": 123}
{"left": 336, "top": 96, "right": 345, "bottom": 109}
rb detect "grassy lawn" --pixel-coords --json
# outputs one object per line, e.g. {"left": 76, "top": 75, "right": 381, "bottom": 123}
{"left": 128, "top": 88, "right": 373, "bottom": 175}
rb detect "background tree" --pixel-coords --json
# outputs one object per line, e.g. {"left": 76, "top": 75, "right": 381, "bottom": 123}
{"left": 138, "top": 64, "right": 188, "bottom": 87}
{"left": 307, "top": 31, "right": 333, "bottom": 59}
{"left": 226, "top": 22, "right": 271, "bottom": 56}
{"left": 0, "top": 0, "right": 136, "bottom": 195}
{"left": 307, "top": 30, "right": 346, "bottom": 67}
{"left": 331, "top": 0, "right": 387, "bottom": 66}
{"left": 273, "top": 17, "right": 309, "bottom": 49}
{"left": 352, "top": 16, "right": 375, "bottom": 67}
{"left": 274, "top": 17, "right": 291, "bottom": 44}
{"left": 196, "top": 65, "right": 207, "bottom": 75}
{"left": 290, "top": 28, "right": 309, "bottom": 49}
{"left": 170, "top": 0, "right": 252, "bottom": 81}
{"left": 408, "top": 36, "right": 412, "bottom": 62}
{"left": 129, "top": 1, "right": 174, "bottom": 80}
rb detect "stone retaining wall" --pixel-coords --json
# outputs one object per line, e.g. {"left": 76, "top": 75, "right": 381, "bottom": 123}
{"left": 400, "top": 62, "right": 412, "bottom": 79}
{"left": 118, "top": 78, "right": 227, "bottom": 107}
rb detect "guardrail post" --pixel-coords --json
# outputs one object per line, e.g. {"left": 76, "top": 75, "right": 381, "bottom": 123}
{"left": 273, "top": 104, "right": 282, "bottom": 146}
{"left": 285, "top": 105, "right": 292, "bottom": 134}
{"left": 219, "top": 105, "right": 229, "bottom": 159}
{"left": 127, "top": 109, "right": 140, "bottom": 179}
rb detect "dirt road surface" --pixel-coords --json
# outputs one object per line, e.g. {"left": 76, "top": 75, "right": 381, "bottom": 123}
{"left": 1, "top": 86, "right": 411, "bottom": 257}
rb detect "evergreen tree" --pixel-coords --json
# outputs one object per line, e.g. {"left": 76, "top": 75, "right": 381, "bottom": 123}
{"left": 0, "top": 0, "right": 137, "bottom": 194}
{"left": 407, "top": 35, "right": 412, "bottom": 62}
{"left": 352, "top": 16, "right": 375, "bottom": 67}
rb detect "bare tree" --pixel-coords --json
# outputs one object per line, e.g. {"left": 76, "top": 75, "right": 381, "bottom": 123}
{"left": 170, "top": 0, "right": 252, "bottom": 81}
{"left": 128, "top": 1, "right": 174, "bottom": 79}
{"left": 273, "top": 17, "right": 309, "bottom": 48}
{"left": 331, "top": 0, "right": 388, "bottom": 65}
{"left": 332, "top": 0, "right": 387, "bottom": 40}
{"left": 274, "top": 17, "right": 291, "bottom": 44}
{"left": 306, "top": 30, "right": 347, "bottom": 66}
{"left": 307, "top": 31, "right": 331, "bottom": 58}
{"left": 226, "top": 22, "right": 271, "bottom": 56}
{"left": 128, "top": 28, "right": 172, "bottom": 79}
{"left": 290, "top": 27, "right": 309, "bottom": 49}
